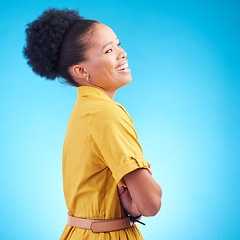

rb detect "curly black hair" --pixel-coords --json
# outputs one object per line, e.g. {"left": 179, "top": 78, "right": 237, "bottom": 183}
{"left": 23, "top": 8, "right": 98, "bottom": 86}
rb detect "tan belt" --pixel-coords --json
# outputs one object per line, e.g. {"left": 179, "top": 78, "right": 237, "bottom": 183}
{"left": 67, "top": 214, "right": 133, "bottom": 233}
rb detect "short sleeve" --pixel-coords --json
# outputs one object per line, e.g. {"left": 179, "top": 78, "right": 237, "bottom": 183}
{"left": 88, "top": 102, "right": 148, "bottom": 186}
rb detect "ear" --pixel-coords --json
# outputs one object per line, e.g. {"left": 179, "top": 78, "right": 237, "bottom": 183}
{"left": 70, "top": 65, "right": 89, "bottom": 80}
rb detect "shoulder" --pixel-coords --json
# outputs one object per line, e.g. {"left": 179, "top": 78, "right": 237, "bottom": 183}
{"left": 91, "top": 100, "right": 132, "bottom": 123}
{"left": 87, "top": 100, "right": 135, "bottom": 135}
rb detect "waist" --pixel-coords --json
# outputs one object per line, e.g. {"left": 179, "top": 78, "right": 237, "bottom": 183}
{"left": 67, "top": 214, "right": 133, "bottom": 233}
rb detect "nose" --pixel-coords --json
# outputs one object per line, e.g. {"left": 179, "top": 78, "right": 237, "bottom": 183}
{"left": 117, "top": 47, "right": 127, "bottom": 60}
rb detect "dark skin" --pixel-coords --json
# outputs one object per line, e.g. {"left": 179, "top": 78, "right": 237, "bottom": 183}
{"left": 69, "top": 23, "right": 132, "bottom": 100}
{"left": 70, "top": 23, "right": 162, "bottom": 217}
{"left": 118, "top": 163, "right": 162, "bottom": 217}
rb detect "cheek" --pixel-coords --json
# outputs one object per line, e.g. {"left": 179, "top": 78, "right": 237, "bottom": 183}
{"left": 90, "top": 60, "right": 115, "bottom": 77}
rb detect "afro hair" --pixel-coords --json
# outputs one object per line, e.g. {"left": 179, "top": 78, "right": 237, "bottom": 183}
{"left": 23, "top": 8, "right": 82, "bottom": 80}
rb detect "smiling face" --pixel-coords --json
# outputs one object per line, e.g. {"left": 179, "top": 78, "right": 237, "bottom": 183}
{"left": 71, "top": 23, "right": 132, "bottom": 98}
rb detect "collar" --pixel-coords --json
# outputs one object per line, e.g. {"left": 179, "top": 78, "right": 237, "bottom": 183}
{"left": 77, "top": 86, "right": 113, "bottom": 102}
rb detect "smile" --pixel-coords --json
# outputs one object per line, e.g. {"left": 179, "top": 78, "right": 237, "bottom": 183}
{"left": 115, "top": 62, "right": 128, "bottom": 71}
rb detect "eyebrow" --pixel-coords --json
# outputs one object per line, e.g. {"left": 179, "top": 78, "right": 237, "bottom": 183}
{"left": 101, "top": 36, "right": 119, "bottom": 52}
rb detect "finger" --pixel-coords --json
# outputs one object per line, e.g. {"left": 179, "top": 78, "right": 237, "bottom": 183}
{"left": 147, "top": 162, "right": 151, "bottom": 168}
{"left": 117, "top": 185, "right": 125, "bottom": 196}
{"left": 147, "top": 168, "right": 152, "bottom": 175}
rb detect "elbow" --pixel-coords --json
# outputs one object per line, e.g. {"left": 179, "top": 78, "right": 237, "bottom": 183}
{"left": 141, "top": 198, "right": 162, "bottom": 216}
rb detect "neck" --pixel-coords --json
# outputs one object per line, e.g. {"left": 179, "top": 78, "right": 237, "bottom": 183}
{"left": 101, "top": 89, "right": 116, "bottom": 100}
{"left": 75, "top": 79, "right": 117, "bottom": 100}
{"left": 88, "top": 83, "right": 116, "bottom": 100}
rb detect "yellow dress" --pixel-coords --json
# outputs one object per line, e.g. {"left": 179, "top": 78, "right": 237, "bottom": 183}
{"left": 60, "top": 86, "right": 148, "bottom": 240}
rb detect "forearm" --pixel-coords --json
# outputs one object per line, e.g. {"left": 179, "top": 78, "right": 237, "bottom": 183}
{"left": 123, "top": 168, "right": 162, "bottom": 216}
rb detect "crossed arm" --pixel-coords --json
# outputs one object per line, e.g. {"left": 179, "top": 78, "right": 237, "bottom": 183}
{"left": 118, "top": 163, "right": 162, "bottom": 217}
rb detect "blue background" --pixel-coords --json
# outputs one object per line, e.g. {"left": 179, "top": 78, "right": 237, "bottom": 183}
{"left": 0, "top": 0, "right": 239, "bottom": 239}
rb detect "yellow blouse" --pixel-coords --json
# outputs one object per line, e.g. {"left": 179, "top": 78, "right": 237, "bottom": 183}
{"left": 60, "top": 86, "right": 148, "bottom": 240}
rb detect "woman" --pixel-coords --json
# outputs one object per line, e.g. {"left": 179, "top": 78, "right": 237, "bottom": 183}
{"left": 23, "top": 8, "right": 162, "bottom": 240}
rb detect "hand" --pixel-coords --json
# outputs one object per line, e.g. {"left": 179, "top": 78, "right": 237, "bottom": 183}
{"left": 117, "top": 162, "right": 152, "bottom": 217}
{"left": 147, "top": 162, "right": 152, "bottom": 175}
{"left": 117, "top": 185, "right": 140, "bottom": 217}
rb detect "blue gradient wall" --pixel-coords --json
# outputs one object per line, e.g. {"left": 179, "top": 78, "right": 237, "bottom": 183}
{"left": 0, "top": 0, "right": 239, "bottom": 239}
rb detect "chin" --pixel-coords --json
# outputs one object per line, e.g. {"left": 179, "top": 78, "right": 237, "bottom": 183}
{"left": 125, "top": 73, "right": 132, "bottom": 83}
{"left": 118, "top": 77, "right": 132, "bottom": 89}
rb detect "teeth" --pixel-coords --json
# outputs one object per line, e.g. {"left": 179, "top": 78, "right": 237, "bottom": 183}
{"left": 116, "top": 63, "right": 128, "bottom": 71}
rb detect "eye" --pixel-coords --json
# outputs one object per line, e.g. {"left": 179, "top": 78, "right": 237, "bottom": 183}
{"left": 105, "top": 49, "right": 113, "bottom": 54}
{"left": 105, "top": 43, "right": 121, "bottom": 54}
